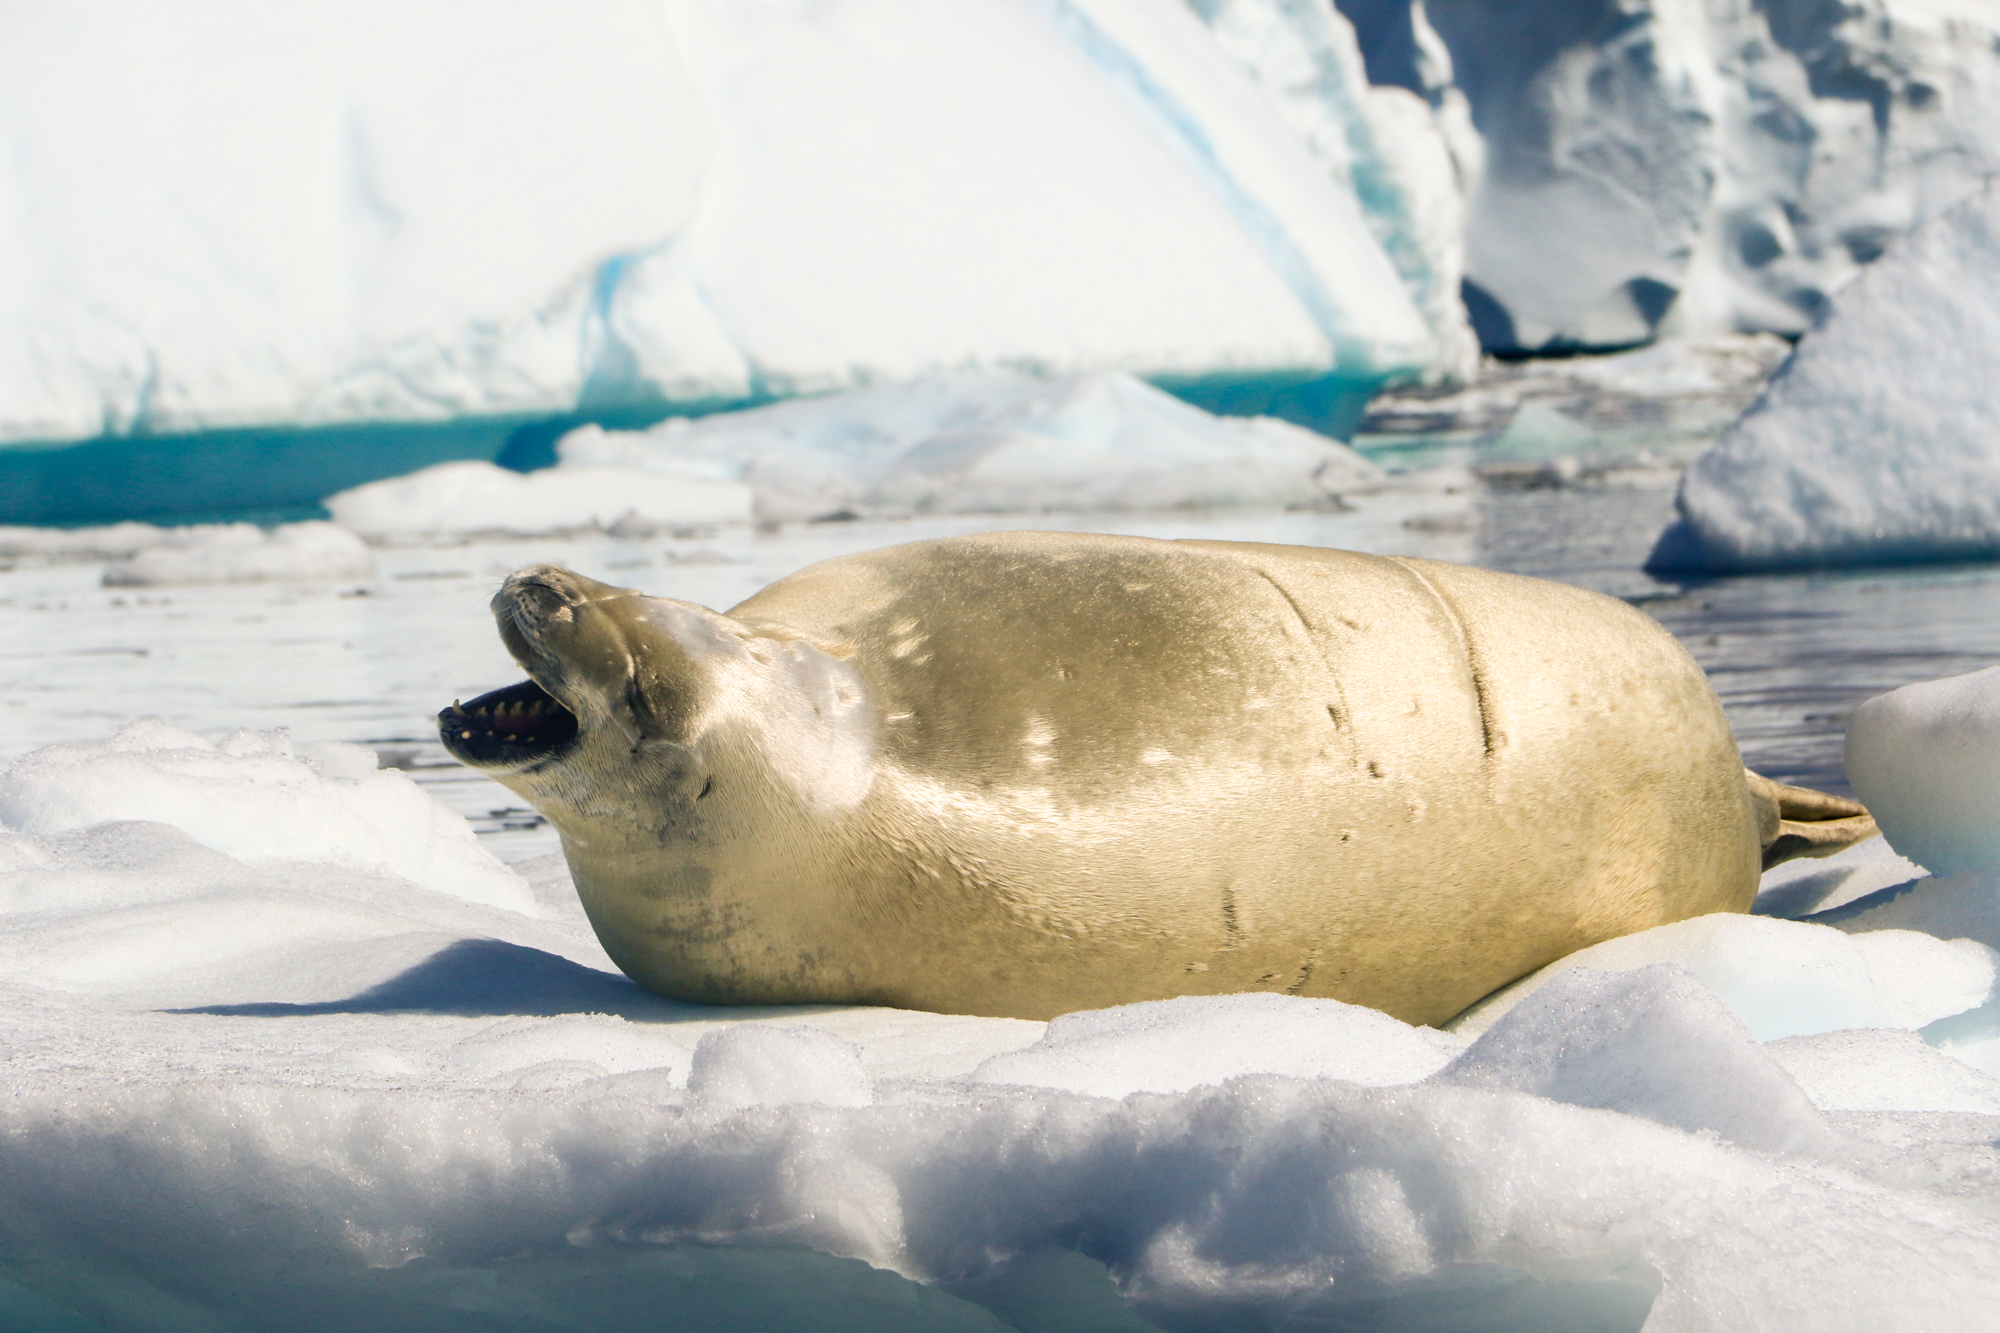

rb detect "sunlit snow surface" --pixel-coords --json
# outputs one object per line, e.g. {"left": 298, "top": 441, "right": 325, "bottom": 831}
{"left": 8, "top": 493, "right": 2000, "bottom": 1330}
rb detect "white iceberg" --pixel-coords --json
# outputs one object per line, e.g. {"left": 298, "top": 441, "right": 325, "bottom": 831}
{"left": 0, "top": 0, "right": 1434, "bottom": 457}
{"left": 1656, "top": 177, "right": 2000, "bottom": 572}
{"left": 99, "top": 520, "right": 375, "bottom": 586}
{"left": 1376, "top": 0, "right": 2000, "bottom": 351}
{"left": 554, "top": 369, "right": 1385, "bottom": 523}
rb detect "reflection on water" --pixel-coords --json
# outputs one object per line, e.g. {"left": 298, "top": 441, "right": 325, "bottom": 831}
{"left": 2, "top": 479, "right": 1996, "bottom": 845}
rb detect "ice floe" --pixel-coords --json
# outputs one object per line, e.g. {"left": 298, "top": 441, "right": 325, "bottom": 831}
{"left": 553, "top": 370, "right": 1385, "bottom": 524}
{"left": 99, "top": 521, "right": 375, "bottom": 586}
{"left": 1, "top": 664, "right": 2000, "bottom": 1326}
{"left": 324, "top": 461, "right": 753, "bottom": 541}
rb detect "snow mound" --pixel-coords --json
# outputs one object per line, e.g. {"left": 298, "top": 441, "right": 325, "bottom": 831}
{"left": 324, "top": 460, "right": 753, "bottom": 539}
{"left": 0, "top": 720, "right": 532, "bottom": 912}
{"left": 971, "top": 991, "right": 1463, "bottom": 1096}
{"left": 1438, "top": 965, "right": 1835, "bottom": 1156}
{"left": 690, "top": 1026, "right": 874, "bottom": 1108}
{"left": 100, "top": 520, "right": 374, "bottom": 586}
{"left": 557, "top": 370, "right": 1384, "bottom": 523}
{"left": 1659, "top": 178, "right": 2000, "bottom": 572}
{"left": 0, "top": 0, "right": 1434, "bottom": 456}
{"left": 1847, "top": 665, "right": 2000, "bottom": 876}
{"left": 1450, "top": 911, "right": 1995, "bottom": 1042}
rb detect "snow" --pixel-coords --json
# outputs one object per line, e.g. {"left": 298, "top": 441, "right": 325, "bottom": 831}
{"left": 1, "top": 657, "right": 2000, "bottom": 1326}
{"left": 0, "top": 0, "right": 1437, "bottom": 456}
{"left": 0, "top": 719, "right": 532, "bottom": 913}
{"left": 532, "top": 370, "right": 1386, "bottom": 525}
{"left": 1660, "top": 177, "right": 2000, "bottom": 572}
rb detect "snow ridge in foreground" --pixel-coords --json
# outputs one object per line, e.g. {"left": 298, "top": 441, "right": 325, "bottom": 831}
{"left": 4, "top": 680, "right": 2000, "bottom": 1327}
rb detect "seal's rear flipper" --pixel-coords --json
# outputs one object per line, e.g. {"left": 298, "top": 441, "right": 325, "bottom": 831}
{"left": 1745, "top": 769, "right": 1879, "bottom": 871}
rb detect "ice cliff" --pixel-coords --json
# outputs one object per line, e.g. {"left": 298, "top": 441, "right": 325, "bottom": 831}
{"left": 1337, "top": 0, "right": 2000, "bottom": 351}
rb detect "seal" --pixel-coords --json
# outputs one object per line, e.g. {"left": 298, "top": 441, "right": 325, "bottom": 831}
{"left": 441, "top": 531, "right": 1874, "bottom": 1024}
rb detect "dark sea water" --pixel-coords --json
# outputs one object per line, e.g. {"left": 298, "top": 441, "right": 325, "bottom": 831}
{"left": 1473, "top": 480, "right": 2000, "bottom": 796}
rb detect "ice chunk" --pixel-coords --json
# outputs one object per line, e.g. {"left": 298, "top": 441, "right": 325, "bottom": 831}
{"left": 971, "top": 992, "right": 1463, "bottom": 1096}
{"left": 1660, "top": 178, "right": 2000, "bottom": 571}
{"left": 689, "top": 1026, "right": 874, "bottom": 1108}
{"left": 99, "top": 521, "right": 374, "bottom": 586}
{"left": 0, "top": 720, "right": 532, "bottom": 912}
{"left": 324, "top": 461, "right": 752, "bottom": 539}
{"left": 557, "top": 371, "right": 1383, "bottom": 523}
{"left": 1846, "top": 666, "right": 2000, "bottom": 876}
{"left": 1437, "top": 965, "right": 1834, "bottom": 1155}
{"left": 1766, "top": 1028, "right": 2000, "bottom": 1114}
{"left": 1449, "top": 911, "right": 1990, "bottom": 1040}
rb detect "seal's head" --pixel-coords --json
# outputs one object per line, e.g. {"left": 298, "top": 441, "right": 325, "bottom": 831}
{"left": 440, "top": 565, "right": 878, "bottom": 847}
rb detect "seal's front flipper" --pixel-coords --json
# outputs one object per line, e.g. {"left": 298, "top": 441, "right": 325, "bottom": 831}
{"left": 1745, "top": 769, "right": 1879, "bottom": 871}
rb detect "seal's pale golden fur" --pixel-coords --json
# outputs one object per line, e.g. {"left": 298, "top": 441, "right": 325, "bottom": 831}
{"left": 443, "top": 531, "right": 1870, "bottom": 1024}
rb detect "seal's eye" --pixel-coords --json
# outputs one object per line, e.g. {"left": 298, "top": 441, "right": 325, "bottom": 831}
{"left": 439, "top": 679, "right": 580, "bottom": 768}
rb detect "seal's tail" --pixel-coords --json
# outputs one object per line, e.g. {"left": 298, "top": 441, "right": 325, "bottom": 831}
{"left": 1745, "top": 769, "right": 1879, "bottom": 871}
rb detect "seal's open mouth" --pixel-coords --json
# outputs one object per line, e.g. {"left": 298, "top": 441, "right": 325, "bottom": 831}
{"left": 439, "top": 678, "right": 579, "bottom": 768}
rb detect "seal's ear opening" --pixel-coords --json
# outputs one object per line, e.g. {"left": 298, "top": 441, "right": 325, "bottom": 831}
{"left": 440, "top": 678, "right": 580, "bottom": 769}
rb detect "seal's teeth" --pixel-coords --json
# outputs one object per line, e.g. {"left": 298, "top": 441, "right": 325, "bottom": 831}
{"left": 505, "top": 734, "right": 519, "bottom": 742}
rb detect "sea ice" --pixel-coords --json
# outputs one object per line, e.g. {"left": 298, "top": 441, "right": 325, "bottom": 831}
{"left": 1, "top": 674, "right": 2000, "bottom": 1326}
{"left": 1657, "top": 177, "right": 2000, "bottom": 572}
{"left": 551, "top": 370, "right": 1385, "bottom": 524}
{"left": 99, "top": 521, "right": 374, "bottom": 586}
{"left": 324, "top": 460, "right": 753, "bottom": 540}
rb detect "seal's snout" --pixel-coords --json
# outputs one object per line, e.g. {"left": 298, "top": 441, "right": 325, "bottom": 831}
{"left": 495, "top": 565, "right": 635, "bottom": 625}
{"left": 443, "top": 565, "right": 643, "bottom": 772}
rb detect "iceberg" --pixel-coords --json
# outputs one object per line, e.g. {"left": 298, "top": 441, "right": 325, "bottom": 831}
{"left": 1367, "top": 0, "right": 2000, "bottom": 351}
{"left": 0, "top": 0, "right": 1436, "bottom": 517}
{"left": 1653, "top": 178, "right": 2000, "bottom": 572}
